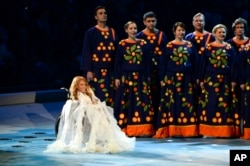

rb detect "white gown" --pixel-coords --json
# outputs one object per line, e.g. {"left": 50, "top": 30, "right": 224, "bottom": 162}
{"left": 44, "top": 91, "right": 135, "bottom": 153}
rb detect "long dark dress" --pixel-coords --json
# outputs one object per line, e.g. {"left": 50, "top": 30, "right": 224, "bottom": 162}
{"left": 136, "top": 30, "right": 168, "bottom": 129}
{"left": 81, "top": 26, "right": 118, "bottom": 106}
{"left": 198, "top": 43, "right": 238, "bottom": 138}
{"left": 227, "top": 37, "right": 250, "bottom": 137}
{"left": 114, "top": 39, "right": 155, "bottom": 137}
{"left": 185, "top": 32, "right": 215, "bottom": 128}
{"left": 153, "top": 41, "right": 199, "bottom": 138}
{"left": 239, "top": 43, "right": 250, "bottom": 139}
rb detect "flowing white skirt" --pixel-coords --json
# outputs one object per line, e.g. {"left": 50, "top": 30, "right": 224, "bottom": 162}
{"left": 44, "top": 100, "right": 135, "bottom": 153}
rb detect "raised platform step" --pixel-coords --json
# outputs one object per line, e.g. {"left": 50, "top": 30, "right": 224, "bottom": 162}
{"left": 0, "top": 89, "right": 68, "bottom": 106}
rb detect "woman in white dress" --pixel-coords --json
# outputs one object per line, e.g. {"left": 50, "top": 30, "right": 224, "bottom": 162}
{"left": 44, "top": 76, "right": 135, "bottom": 153}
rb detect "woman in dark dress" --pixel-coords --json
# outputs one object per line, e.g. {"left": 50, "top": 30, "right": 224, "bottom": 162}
{"left": 154, "top": 22, "right": 199, "bottom": 138}
{"left": 114, "top": 21, "right": 155, "bottom": 137}
{"left": 199, "top": 24, "right": 238, "bottom": 138}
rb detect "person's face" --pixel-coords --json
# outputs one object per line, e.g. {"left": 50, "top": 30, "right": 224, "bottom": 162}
{"left": 95, "top": 8, "right": 107, "bottom": 22}
{"left": 174, "top": 26, "right": 185, "bottom": 40}
{"left": 234, "top": 23, "right": 245, "bottom": 37}
{"left": 143, "top": 17, "right": 157, "bottom": 30}
{"left": 77, "top": 80, "right": 88, "bottom": 93}
{"left": 193, "top": 15, "right": 205, "bottom": 31}
{"left": 126, "top": 23, "right": 137, "bottom": 38}
{"left": 214, "top": 27, "right": 226, "bottom": 41}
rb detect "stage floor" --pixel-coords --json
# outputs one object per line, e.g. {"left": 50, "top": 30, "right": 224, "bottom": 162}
{"left": 1, "top": 101, "right": 250, "bottom": 166}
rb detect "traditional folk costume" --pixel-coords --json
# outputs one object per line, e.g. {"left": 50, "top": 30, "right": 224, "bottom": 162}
{"left": 114, "top": 39, "right": 155, "bottom": 137}
{"left": 185, "top": 32, "right": 215, "bottom": 130}
{"left": 154, "top": 41, "right": 199, "bottom": 138}
{"left": 227, "top": 37, "right": 250, "bottom": 137}
{"left": 239, "top": 43, "right": 250, "bottom": 139}
{"left": 198, "top": 43, "right": 238, "bottom": 138}
{"left": 81, "top": 26, "right": 118, "bottom": 106}
{"left": 185, "top": 31, "right": 214, "bottom": 57}
{"left": 136, "top": 30, "right": 168, "bottom": 129}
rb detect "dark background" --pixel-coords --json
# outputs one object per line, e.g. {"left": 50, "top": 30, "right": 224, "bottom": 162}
{"left": 0, "top": 0, "right": 249, "bottom": 93}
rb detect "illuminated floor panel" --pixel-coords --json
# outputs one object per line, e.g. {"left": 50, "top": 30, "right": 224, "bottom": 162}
{"left": 1, "top": 102, "right": 249, "bottom": 166}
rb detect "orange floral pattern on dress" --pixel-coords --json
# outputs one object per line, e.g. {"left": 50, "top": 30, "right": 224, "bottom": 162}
{"left": 207, "top": 44, "right": 231, "bottom": 68}
{"left": 167, "top": 42, "right": 192, "bottom": 66}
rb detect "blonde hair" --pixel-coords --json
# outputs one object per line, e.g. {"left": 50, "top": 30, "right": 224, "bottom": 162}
{"left": 69, "top": 76, "right": 93, "bottom": 100}
{"left": 193, "top": 12, "right": 205, "bottom": 21}
{"left": 212, "top": 24, "right": 227, "bottom": 34}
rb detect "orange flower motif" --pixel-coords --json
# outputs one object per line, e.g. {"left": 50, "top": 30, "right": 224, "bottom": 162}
{"left": 100, "top": 83, "right": 105, "bottom": 88}
{"left": 133, "top": 75, "right": 138, "bottom": 80}
{"left": 120, "top": 41, "right": 126, "bottom": 46}
{"left": 176, "top": 87, "right": 181, "bottom": 92}
{"left": 177, "top": 76, "right": 182, "bottom": 81}
{"left": 167, "top": 43, "right": 173, "bottom": 48}
{"left": 146, "top": 116, "right": 151, "bottom": 122}
{"left": 101, "top": 71, "right": 106, "bottom": 76}
{"left": 207, "top": 45, "right": 212, "bottom": 50}
{"left": 132, "top": 117, "right": 137, "bottom": 122}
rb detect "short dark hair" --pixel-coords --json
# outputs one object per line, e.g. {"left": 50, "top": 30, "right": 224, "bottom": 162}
{"left": 172, "top": 22, "right": 186, "bottom": 33}
{"left": 94, "top": 5, "right": 106, "bottom": 16}
{"left": 143, "top": 11, "right": 156, "bottom": 20}
{"left": 232, "top": 17, "right": 248, "bottom": 32}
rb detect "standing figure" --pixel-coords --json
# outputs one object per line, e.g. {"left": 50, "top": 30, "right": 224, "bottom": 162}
{"left": 136, "top": 11, "right": 168, "bottom": 129}
{"left": 154, "top": 22, "right": 199, "bottom": 138}
{"left": 80, "top": 6, "right": 118, "bottom": 106}
{"left": 227, "top": 17, "right": 249, "bottom": 137}
{"left": 44, "top": 76, "right": 135, "bottom": 153}
{"left": 199, "top": 24, "right": 238, "bottom": 138}
{"left": 114, "top": 21, "right": 155, "bottom": 137}
{"left": 185, "top": 13, "right": 215, "bottom": 131}
{"left": 239, "top": 43, "right": 250, "bottom": 139}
